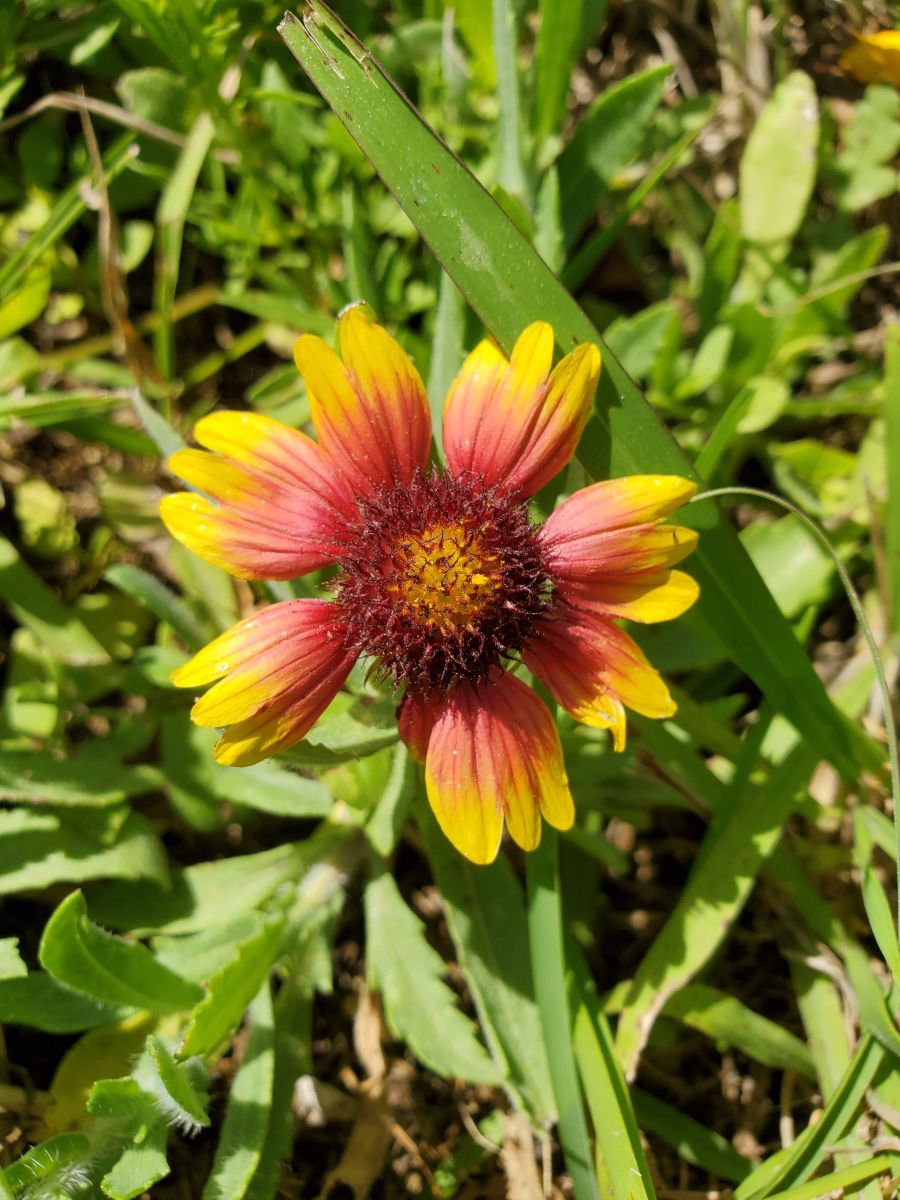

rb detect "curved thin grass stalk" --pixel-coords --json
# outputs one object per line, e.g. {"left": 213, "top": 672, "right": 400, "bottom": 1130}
{"left": 692, "top": 486, "right": 900, "bottom": 928}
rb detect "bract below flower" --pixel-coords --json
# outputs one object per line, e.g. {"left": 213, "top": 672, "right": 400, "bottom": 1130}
{"left": 162, "top": 306, "right": 699, "bottom": 864}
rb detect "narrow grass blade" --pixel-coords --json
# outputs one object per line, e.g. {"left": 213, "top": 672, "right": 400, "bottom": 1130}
{"left": 734, "top": 1037, "right": 884, "bottom": 1200}
{"left": 491, "top": 0, "right": 527, "bottom": 201}
{"left": 278, "top": 3, "right": 875, "bottom": 784}
{"left": 569, "top": 941, "right": 656, "bottom": 1199}
{"left": 887, "top": 324, "right": 900, "bottom": 640}
{"left": 154, "top": 113, "right": 215, "bottom": 378}
{"left": 764, "top": 1157, "right": 892, "bottom": 1200}
{"left": 532, "top": 0, "right": 588, "bottom": 143}
{"left": 526, "top": 833, "right": 599, "bottom": 1200}
{"left": 427, "top": 271, "right": 465, "bottom": 458}
{"left": 104, "top": 564, "right": 208, "bottom": 651}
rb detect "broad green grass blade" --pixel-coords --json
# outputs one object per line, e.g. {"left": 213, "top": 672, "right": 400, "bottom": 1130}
{"left": 614, "top": 745, "right": 816, "bottom": 1077}
{"left": 632, "top": 1090, "right": 752, "bottom": 1182}
{"left": 569, "top": 942, "right": 656, "bottom": 1199}
{"left": 278, "top": 4, "right": 874, "bottom": 784}
{"left": 526, "top": 834, "right": 599, "bottom": 1200}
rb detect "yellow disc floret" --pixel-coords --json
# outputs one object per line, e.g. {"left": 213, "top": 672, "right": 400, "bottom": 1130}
{"left": 387, "top": 522, "right": 501, "bottom": 633}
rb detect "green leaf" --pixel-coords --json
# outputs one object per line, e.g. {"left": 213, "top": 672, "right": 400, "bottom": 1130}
{"left": 422, "top": 812, "right": 555, "bottom": 1121}
{"left": 634, "top": 1090, "right": 752, "bottom": 1182}
{"left": 0, "top": 972, "right": 130, "bottom": 1032}
{"left": 0, "top": 938, "right": 27, "bottom": 980}
{"left": 39, "top": 891, "right": 204, "bottom": 1013}
{"left": 201, "top": 984, "right": 275, "bottom": 1200}
{"left": 526, "top": 834, "right": 599, "bottom": 1200}
{"left": 0, "top": 748, "right": 161, "bottom": 807}
{"left": 88, "top": 842, "right": 310, "bottom": 934}
{"left": 0, "top": 809, "right": 169, "bottom": 896}
{"left": 532, "top": 0, "right": 585, "bottom": 143}
{"left": 278, "top": 5, "right": 875, "bottom": 784}
{"left": 2, "top": 1133, "right": 92, "bottom": 1193}
{"left": 614, "top": 746, "right": 816, "bottom": 1078}
{"left": 886, "top": 326, "right": 900, "bottom": 643}
{"left": 569, "top": 943, "right": 657, "bottom": 1200}
{"left": 365, "top": 867, "right": 500, "bottom": 1085}
{"left": 162, "top": 718, "right": 333, "bottom": 822}
{"left": 105, "top": 564, "right": 209, "bottom": 651}
{"left": 101, "top": 1119, "right": 170, "bottom": 1200}
{"left": 0, "top": 534, "right": 109, "bottom": 665}
{"left": 0, "top": 270, "right": 51, "bottom": 338}
{"left": 179, "top": 914, "right": 285, "bottom": 1059}
{"left": 365, "top": 743, "right": 414, "bottom": 856}
{"left": 146, "top": 1036, "right": 210, "bottom": 1133}
{"left": 734, "top": 1037, "right": 884, "bottom": 1200}
{"left": 279, "top": 693, "right": 398, "bottom": 766}
{"left": 557, "top": 65, "right": 669, "bottom": 248}
{"left": 660, "top": 983, "right": 814, "bottom": 1077}
{"left": 741, "top": 515, "right": 836, "bottom": 619}
{"left": 739, "top": 71, "right": 818, "bottom": 244}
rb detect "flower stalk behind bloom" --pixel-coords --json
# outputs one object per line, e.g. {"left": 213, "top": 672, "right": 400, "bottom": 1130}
{"left": 162, "top": 307, "right": 699, "bottom": 864}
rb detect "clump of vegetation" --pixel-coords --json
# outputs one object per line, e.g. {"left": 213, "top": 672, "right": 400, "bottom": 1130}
{"left": 0, "top": 2, "right": 898, "bottom": 1197}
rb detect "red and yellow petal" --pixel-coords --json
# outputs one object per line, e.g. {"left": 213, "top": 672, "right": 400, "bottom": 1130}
{"left": 397, "top": 685, "right": 443, "bottom": 764}
{"left": 294, "top": 306, "right": 431, "bottom": 496}
{"left": 540, "top": 475, "right": 698, "bottom": 590}
{"left": 171, "top": 599, "right": 356, "bottom": 766}
{"left": 523, "top": 603, "right": 676, "bottom": 751}
{"left": 840, "top": 31, "right": 900, "bottom": 87}
{"left": 162, "top": 411, "right": 359, "bottom": 581}
{"left": 425, "top": 670, "right": 574, "bottom": 865}
{"left": 443, "top": 322, "right": 601, "bottom": 502}
{"left": 563, "top": 570, "right": 699, "bottom": 623}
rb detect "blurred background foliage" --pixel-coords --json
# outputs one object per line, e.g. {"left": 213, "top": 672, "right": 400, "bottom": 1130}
{"left": 1, "top": 0, "right": 899, "bottom": 1197}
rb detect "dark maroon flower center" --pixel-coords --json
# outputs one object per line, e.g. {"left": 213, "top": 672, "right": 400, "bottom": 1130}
{"left": 334, "top": 469, "right": 551, "bottom": 688}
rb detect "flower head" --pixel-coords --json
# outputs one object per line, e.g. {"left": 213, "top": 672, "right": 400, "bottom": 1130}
{"left": 162, "top": 307, "right": 698, "bottom": 864}
{"left": 840, "top": 30, "right": 900, "bottom": 87}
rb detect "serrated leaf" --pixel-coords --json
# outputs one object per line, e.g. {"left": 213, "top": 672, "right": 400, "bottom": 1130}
{"left": 145, "top": 1036, "right": 210, "bottom": 1133}
{"left": 365, "top": 869, "right": 500, "bottom": 1085}
{"left": 101, "top": 1119, "right": 170, "bottom": 1200}
{"left": 179, "top": 914, "right": 285, "bottom": 1059}
{"left": 39, "top": 891, "right": 204, "bottom": 1013}
{"left": 201, "top": 985, "right": 275, "bottom": 1200}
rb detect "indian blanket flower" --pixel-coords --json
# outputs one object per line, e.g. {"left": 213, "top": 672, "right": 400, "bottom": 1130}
{"left": 840, "top": 30, "right": 900, "bottom": 87}
{"left": 161, "top": 307, "right": 699, "bottom": 864}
